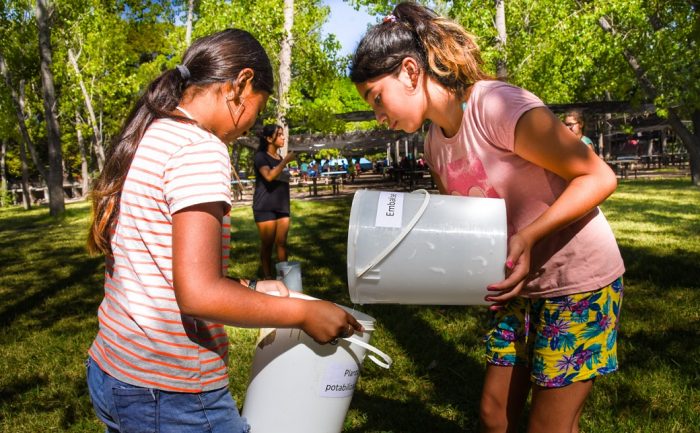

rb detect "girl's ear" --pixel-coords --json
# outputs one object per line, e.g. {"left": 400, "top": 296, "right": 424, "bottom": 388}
{"left": 400, "top": 57, "right": 420, "bottom": 89}
{"left": 227, "top": 68, "right": 255, "bottom": 102}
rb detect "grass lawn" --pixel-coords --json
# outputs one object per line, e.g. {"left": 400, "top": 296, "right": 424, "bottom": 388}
{"left": 0, "top": 178, "right": 698, "bottom": 432}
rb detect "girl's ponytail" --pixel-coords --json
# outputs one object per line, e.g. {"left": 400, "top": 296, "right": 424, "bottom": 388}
{"left": 87, "top": 69, "right": 185, "bottom": 256}
{"left": 351, "top": 2, "right": 491, "bottom": 95}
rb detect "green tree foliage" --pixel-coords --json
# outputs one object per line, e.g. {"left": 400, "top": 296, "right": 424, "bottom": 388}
{"left": 1, "top": 0, "right": 371, "bottom": 207}
{"left": 57, "top": 0, "right": 177, "bottom": 179}
{"left": 0, "top": 0, "right": 45, "bottom": 182}
{"left": 195, "top": 0, "right": 356, "bottom": 134}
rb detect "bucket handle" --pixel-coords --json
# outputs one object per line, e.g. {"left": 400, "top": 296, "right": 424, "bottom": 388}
{"left": 355, "top": 189, "right": 431, "bottom": 279}
{"left": 344, "top": 335, "right": 393, "bottom": 369}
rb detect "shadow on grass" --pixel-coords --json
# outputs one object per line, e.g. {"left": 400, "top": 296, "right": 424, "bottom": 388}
{"left": 0, "top": 240, "right": 103, "bottom": 329}
{"left": 346, "top": 391, "right": 471, "bottom": 433}
{"left": 618, "top": 244, "right": 700, "bottom": 288}
{"left": 352, "top": 305, "right": 487, "bottom": 431}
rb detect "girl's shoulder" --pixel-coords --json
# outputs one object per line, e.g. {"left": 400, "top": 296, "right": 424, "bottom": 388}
{"left": 471, "top": 80, "right": 545, "bottom": 118}
{"left": 149, "top": 118, "right": 221, "bottom": 146}
{"left": 472, "top": 80, "right": 534, "bottom": 101}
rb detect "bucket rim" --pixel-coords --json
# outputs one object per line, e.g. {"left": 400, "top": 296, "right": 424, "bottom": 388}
{"left": 269, "top": 291, "right": 376, "bottom": 331}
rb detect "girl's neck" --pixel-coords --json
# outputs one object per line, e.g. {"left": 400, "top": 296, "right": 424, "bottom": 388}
{"left": 430, "top": 84, "right": 476, "bottom": 138}
{"left": 175, "top": 104, "right": 217, "bottom": 136}
{"left": 267, "top": 148, "right": 280, "bottom": 158}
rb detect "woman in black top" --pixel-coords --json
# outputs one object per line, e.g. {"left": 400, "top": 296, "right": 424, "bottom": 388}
{"left": 253, "top": 125, "right": 296, "bottom": 279}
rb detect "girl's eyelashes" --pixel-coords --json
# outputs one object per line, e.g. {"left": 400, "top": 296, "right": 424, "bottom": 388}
{"left": 374, "top": 94, "right": 381, "bottom": 107}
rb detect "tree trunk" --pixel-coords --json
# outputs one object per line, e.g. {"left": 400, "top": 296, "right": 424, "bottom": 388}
{"left": 68, "top": 47, "right": 105, "bottom": 171}
{"left": 185, "top": 0, "right": 194, "bottom": 47}
{"left": 0, "top": 56, "right": 48, "bottom": 181}
{"left": 661, "top": 129, "right": 667, "bottom": 154}
{"left": 19, "top": 81, "right": 50, "bottom": 180}
{"left": 276, "top": 0, "right": 294, "bottom": 157}
{"left": 232, "top": 142, "right": 240, "bottom": 173}
{"left": 36, "top": 0, "right": 65, "bottom": 215}
{"left": 18, "top": 138, "right": 32, "bottom": 210}
{"left": 77, "top": 111, "right": 90, "bottom": 196}
{"left": 0, "top": 138, "right": 6, "bottom": 207}
{"left": 597, "top": 14, "right": 700, "bottom": 186}
{"left": 494, "top": 0, "right": 508, "bottom": 80}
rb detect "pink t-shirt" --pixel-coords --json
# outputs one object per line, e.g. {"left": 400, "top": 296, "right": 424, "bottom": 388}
{"left": 424, "top": 80, "right": 624, "bottom": 298}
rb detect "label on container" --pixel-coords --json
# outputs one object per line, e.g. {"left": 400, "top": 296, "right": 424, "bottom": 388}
{"left": 319, "top": 363, "right": 360, "bottom": 398}
{"left": 375, "top": 192, "right": 404, "bottom": 228}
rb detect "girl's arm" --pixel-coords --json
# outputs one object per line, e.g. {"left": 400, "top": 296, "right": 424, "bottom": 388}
{"left": 258, "top": 151, "right": 296, "bottom": 182}
{"left": 172, "top": 201, "right": 361, "bottom": 343}
{"left": 487, "top": 107, "right": 617, "bottom": 304}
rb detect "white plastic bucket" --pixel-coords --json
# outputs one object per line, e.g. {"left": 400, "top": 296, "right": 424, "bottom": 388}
{"left": 242, "top": 292, "right": 391, "bottom": 433}
{"left": 347, "top": 189, "right": 507, "bottom": 305}
{"left": 275, "top": 260, "right": 303, "bottom": 292}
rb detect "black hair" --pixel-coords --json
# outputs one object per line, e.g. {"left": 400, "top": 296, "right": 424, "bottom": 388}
{"left": 257, "top": 124, "right": 282, "bottom": 153}
{"left": 89, "top": 29, "right": 273, "bottom": 256}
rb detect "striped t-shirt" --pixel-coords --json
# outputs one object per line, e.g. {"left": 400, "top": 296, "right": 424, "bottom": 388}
{"left": 88, "top": 118, "right": 233, "bottom": 392}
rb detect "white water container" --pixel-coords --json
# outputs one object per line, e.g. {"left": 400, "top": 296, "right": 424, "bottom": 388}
{"left": 347, "top": 189, "right": 507, "bottom": 305}
{"left": 241, "top": 292, "right": 391, "bottom": 433}
{"left": 275, "top": 260, "right": 303, "bottom": 292}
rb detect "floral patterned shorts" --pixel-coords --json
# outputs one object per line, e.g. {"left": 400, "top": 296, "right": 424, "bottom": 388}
{"left": 484, "top": 278, "right": 624, "bottom": 388}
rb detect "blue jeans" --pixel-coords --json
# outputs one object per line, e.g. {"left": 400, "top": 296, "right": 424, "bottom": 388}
{"left": 86, "top": 357, "right": 250, "bottom": 433}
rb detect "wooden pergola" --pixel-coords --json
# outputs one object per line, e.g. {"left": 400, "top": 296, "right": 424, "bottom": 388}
{"left": 235, "top": 100, "right": 673, "bottom": 156}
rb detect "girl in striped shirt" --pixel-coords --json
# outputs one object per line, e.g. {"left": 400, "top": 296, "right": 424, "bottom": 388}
{"left": 86, "top": 29, "right": 361, "bottom": 433}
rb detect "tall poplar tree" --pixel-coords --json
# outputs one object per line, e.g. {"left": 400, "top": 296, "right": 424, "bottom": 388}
{"left": 36, "top": 0, "right": 64, "bottom": 215}
{"left": 276, "top": 0, "right": 294, "bottom": 155}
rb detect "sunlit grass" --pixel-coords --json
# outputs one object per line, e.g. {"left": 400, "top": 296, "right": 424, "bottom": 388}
{"left": 0, "top": 178, "right": 698, "bottom": 432}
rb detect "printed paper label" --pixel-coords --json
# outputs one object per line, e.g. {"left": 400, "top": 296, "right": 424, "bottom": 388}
{"left": 319, "top": 363, "right": 360, "bottom": 398}
{"left": 375, "top": 192, "right": 404, "bottom": 228}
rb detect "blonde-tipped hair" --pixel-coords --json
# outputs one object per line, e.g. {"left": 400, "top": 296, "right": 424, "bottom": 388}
{"left": 350, "top": 1, "right": 492, "bottom": 95}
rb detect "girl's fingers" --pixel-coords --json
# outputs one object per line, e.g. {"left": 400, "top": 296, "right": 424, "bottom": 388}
{"left": 487, "top": 266, "right": 528, "bottom": 292}
{"left": 486, "top": 280, "right": 526, "bottom": 303}
{"left": 276, "top": 280, "right": 290, "bottom": 297}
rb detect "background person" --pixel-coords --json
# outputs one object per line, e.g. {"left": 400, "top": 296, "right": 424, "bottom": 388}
{"left": 253, "top": 124, "right": 296, "bottom": 279}
{"left": 86, "top": 29, "right": 360, "bottom": 433}
{"left": 351, "top": 3, "right": 624, "bottom": 432}
{"left": 564, "top": 109, "right": 595, "bottom": 149}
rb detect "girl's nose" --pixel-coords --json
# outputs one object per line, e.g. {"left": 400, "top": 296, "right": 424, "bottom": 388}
{"left": 375, "top": 112, "right": 387, "bottom": 126}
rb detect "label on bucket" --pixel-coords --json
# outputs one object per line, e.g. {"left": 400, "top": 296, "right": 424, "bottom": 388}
{"left": 318, "top": 363, "right": 360, "bottom": 398}
{"left": 375, "top": 192, "right": 404, "bottom": 228}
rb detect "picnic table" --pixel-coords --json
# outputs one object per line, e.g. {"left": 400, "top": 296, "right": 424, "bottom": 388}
{"left": 607, "top": 156, "right": 639, "bottom": 179}
{"left": 639, "top": 153, "right": 688, "bottom": 169}
{"left": 307, "top": 170, "right": 347, "bottom": 196}
{"left": 9, "top": 182, "right": 84, "bottom": 204}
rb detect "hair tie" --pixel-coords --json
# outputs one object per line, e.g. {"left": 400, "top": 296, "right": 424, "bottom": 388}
{"left": 176, "top": 64, "right": 191, "bottom": 81}
{"left": 383, "top": 14, "right": 397, "bottom": 24}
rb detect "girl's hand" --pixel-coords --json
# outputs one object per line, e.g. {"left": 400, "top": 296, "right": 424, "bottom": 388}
{"left": 253, "top": 279, "right": 290, "bottom": 297}
{"left": 283, "top": 150, "right": 296, "bottom": 164}
{"left": 485, "top": 232, "right": 533, "bottom": 310}
{"left": 301, "top": 301, "right": 364, "bottom": 345}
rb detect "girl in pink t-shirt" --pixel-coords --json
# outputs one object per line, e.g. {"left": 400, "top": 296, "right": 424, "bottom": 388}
{"left": 351, "top": 3, "right": 624, "bottom": 432}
